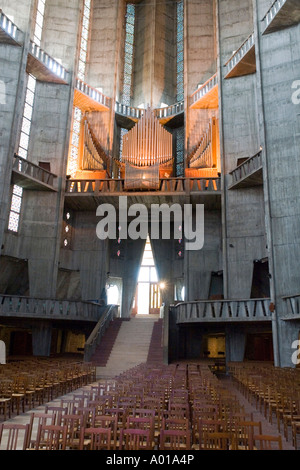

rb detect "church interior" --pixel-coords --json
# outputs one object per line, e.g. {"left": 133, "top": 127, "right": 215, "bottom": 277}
{"left": 0, "top": 0, "right": 300, "bottom": 451}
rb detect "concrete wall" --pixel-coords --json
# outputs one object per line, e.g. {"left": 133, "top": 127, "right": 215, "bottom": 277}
{"left": 255, "top": 0, "right": 300, "bottom": 366}
{"left": 218, "top": 0, "right": 267, "bottom": 300}
{"left": 133, "top": 0, "right": 176, "bottom": 108}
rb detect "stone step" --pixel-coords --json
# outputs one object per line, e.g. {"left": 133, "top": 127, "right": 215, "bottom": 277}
{"left": 95, "top": 317, "right": 158, "bottom": 378}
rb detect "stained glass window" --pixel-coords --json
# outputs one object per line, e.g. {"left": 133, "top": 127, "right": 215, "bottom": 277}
{"left": 177, "top": 0, "right": 184, "bottom": 103}
{"left": 122, "top": 4, "right": 135, "bottom": 106}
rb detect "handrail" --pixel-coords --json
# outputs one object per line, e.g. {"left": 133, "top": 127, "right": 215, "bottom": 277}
{"left": 76, "top": 78, "right": 111, "bottom": 109}
{"left": 114, "top": 101, "right": 184, "bottom": 120}
{"left": 13, "top": 154, "right": 57, "bottom": 188}
{"left": 65, "top": 177, "right": 222, "bottom": 194}
{"left": 29, "top": 40, "right": 68, "bottom": 82}
{"left": 84, "top": 304, "right": 118, "bottom": 362}
{"left": 0, "top": 10, "right": 19, "bottom": 41}
{"left": 224, "top": 32, "right": 255, "bottom": 76}
{"left": 190, "top": 73, "right": 218, "bottom": 107}
{"left": 0, "top": 295, "right": 105, "bottom": 322}
{"left": 262, "top": 0, "right": 286, "bottom": 27}
{"left": 229, "top": 150, "right": 262, "bottom": 187}
{"left": 171, "top": 298, "right": 272, "bottom": 323}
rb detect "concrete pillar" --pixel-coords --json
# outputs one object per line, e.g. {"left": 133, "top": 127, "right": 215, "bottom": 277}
{"left": 225, "top": 325, "right": 246, "bottom": 363}
{"left": 32, "top": 321, "right": 52, "bottom": 357}
{"left": 0, "top": 340, "right": 6, "bottom": 364}
{"left": 277, "top": 320, "right": 300, "bottom": 368}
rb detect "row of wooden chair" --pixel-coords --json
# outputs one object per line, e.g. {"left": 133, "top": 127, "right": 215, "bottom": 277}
{"left": 0, "top": 358, "right": 96, "bottom": 421}
{"left": 0, "top": 360, "right": 285, "bottom": 450}
{"left": 229, "top": 361, "right": 300, "bottom": 448}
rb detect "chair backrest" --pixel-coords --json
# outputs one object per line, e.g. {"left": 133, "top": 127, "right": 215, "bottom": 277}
{"left": 253, "top": 434, "right": 283, "bottom": 450}
{"left": 84, "top": 427, "right": 112, "bottom": 450}
{"left": 0, "top": 423, "right": 30, "bottom": 450}
{"left": 28, "top": 412, "right": 57, "bottom": 447}
{"left": 35, "top": 424, "right": 68, "bottom": 450}
{"left": 120, "top": 428, "right": 154, "bottom": 450}
{"left": 201, "top": 431, "right": 232, "bottom": 450}
{"left": 159, "top": 429, "right": 191, "bottom": 451}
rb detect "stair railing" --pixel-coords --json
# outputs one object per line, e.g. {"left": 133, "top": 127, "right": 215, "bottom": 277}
{"left": 84, "top": 304, "right": 119, "bottom": 362}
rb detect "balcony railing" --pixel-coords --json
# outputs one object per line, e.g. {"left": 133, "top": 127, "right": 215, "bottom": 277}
{"left": 65, "top": 177, "right": 221, "bottom": 195}
{"left": 115, "top": 102, "right": 143, "bottom": 120}
{"left": 190, "top": 73, "right": 218, "bottom": 109}
{"left": 262, "top": 0, "right": 300, "bottom": 34}
{"left": 84, "top": 304, "right": 118, "bottom": 361}
{"left": 282, "top": 295, "right": 300, "bottom": 320}
{"left": 0, "top": 295, "right": 105, "bottom": 322}
{"left": 28, "top": 41, "right": 69, "bottom": 83}
{"left": 228, "top": 151, "right": 263, "bottom": 189}
{"left": 76, "top": 79, "right": 111, "bottom": 110}
{"left": 12, "top": 154, "right": 57, "bottom": 190}
{"left": 225, "top": 32, "right": 255, "bottom": 79}
{"left": 154, "top": 101, "right": 184, "bottom": 120}
{"left": 115, "top": 101, "right": 184, "bottom": 122}
{"left": 0, "top": 10, "right": 22, "bottom": 45}
{"left": 171, "top": 298, "right": 272, "bottom": 323}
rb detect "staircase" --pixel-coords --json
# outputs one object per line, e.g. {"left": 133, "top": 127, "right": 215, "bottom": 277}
{"left": 94, "top": 316, "right": 163, "bottom": 379}
{"left": 147, "top": 318, "right": 163, "bottom": 364}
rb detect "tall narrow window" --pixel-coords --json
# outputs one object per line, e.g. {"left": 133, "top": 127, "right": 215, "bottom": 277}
{"left": 8, "top": 0, "right": 45, "bottom": 232}
{"left": 176, "top": 0, "right": 184, "bottom": 103}
{"left": 122, "top": 3, "right": 135, "bottom": 106}
{"left": 77, "top": 0, "right": 91, "bottom": 82}
{"left": 33, "top": 0, "right": 46, "bottom": 46}
{"left": 119, "top": 4, "right": 136, "bottom": 164}
{"left": 68, "top": 0, "right": 92, "bottom": 177}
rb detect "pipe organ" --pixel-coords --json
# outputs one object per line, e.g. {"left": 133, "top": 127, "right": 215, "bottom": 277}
{"left": 121, "top": 107, "right": 173, "bottom": 189}
{"left": 185, "top": 117, "right": 220, "bottom": 178}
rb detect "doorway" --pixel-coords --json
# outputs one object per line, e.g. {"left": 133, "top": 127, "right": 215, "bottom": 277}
{"left": 133, "top": 236, "right": 162, "bottom": 315}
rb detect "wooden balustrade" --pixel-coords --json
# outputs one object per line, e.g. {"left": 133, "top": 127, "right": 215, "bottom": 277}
{"left": 13, "top": 154, "right": 57, "bottom": 189}
{"left": 171, "top": 298, "right": 272, "bottom": 323}
{"left": 0, "top": 295, "right": 105, "bottom": 322}
{"left": 65, "top": 176, "right": 221, "bottom": 195}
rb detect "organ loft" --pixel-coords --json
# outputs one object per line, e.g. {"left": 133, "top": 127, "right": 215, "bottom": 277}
{"left": 0, "top": 0, "right": 300, "bottom": 383}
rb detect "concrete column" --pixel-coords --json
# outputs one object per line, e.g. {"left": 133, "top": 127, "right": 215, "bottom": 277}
{"left": 32, "top": 320, "right": 52, "bottom": 357}
{"left": 225, "top": 325, "right": 246, "bottom": 363}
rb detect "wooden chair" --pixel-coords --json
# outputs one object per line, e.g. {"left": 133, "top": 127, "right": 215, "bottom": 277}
{"left": 82, "top": 427, "right": 112, "bottom": 450}
{"left": 159, "top": 429, "right": 191, "bottom": 451}
{"left": 253, "top": 434, "right": 282, "bottom": 450}
{"left": 231, "top": 421, "right": 262, "bottom": 450}
{"left": 27, "top": 412, "right": 57, "bottom": 448}
{"left": 92, "top": 414, "right": 119, "bottom": 449}
{"left": 0, "top": 423, "right": 30, "bottom": 450}
{"left": 58, "top": 414, "right": 89, "bottom": 450}
{"left": 120, "top": 428, "right": 154, "bottom": 450}
{"left": 195, "top": 419, "right": 226, "bottom": 450}
{"left": 34, "top": 424, "right": 68, "bottom": 450}
{"left": 0, "top": 380, "right": 12, "bottom": 421}
{"left": 201, "top": 431, "right": 232, "bottom": 450}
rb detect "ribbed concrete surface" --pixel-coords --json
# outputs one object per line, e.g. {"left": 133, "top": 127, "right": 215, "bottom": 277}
{"left": 96, "top": 317, "right": 156, "bottom": 379}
